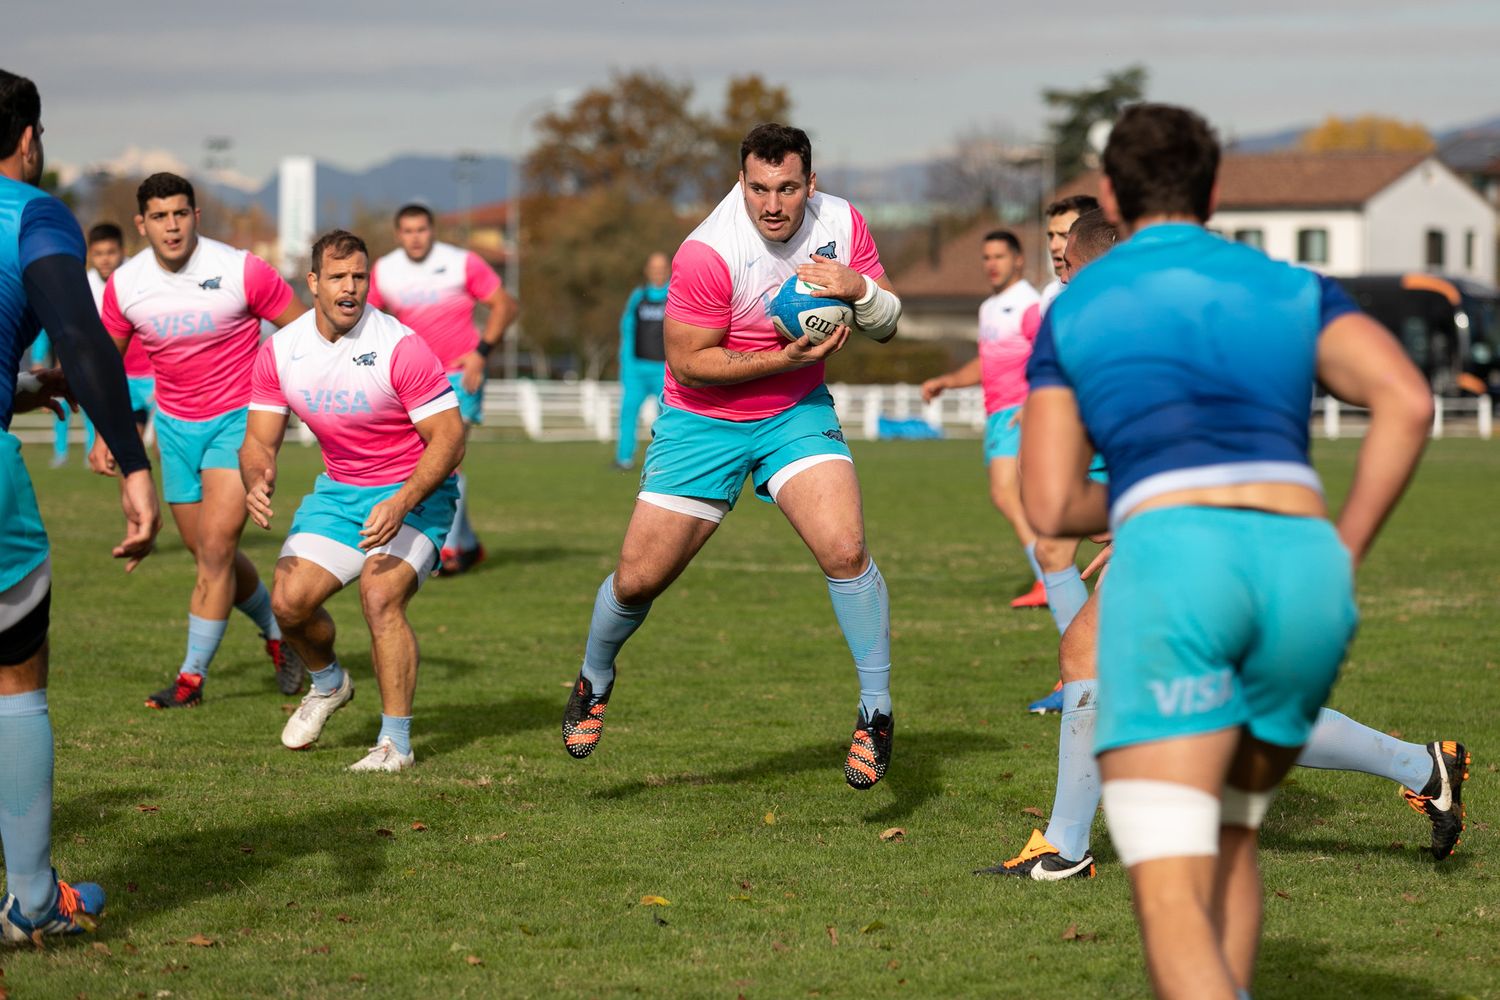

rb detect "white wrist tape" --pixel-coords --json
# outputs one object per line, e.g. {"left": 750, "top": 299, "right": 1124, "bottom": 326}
{"left": 1219, "top": 785, "right": 1277, "bottom": 830}
{"left": 852, "top": 275, "right": 901, "bottom": 340}
{"left": 16, "top": 372, "right": 41, "bottom": 394}
{"left": 1102, "top": 779, "right": 1220, "bottom": 866}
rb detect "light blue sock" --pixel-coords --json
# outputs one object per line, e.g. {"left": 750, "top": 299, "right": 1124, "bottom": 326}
{"left": 1295, "top": 708, "right": 1432, "bottom": 792}
{"left": 0, "top": 690, "right": 57, "bottom": 918}
{"left": 51, "top": 412, "right": 68, "bottom": 463}
{"left": 378, "top": 714, "right": 412, "bottom": 755}
{"left": 235, "top": 580, "right": 280, "bottom": 641}
{"left": 1042, "top": 680, "right": 1100, "bottom": 861}
{"left": 1043, "top": 566, "right": 1088, "bottom": 636}
{"left": 1023, "top": 543, "right": 1043, "bottom": 584}
{"left": 82, "top": 413, "right": 96, "bottom": 453}
{"left": 309, "top": 660, "right": 345, "bottom": 696}
{"left": 179, "top": 615, "right": 228, "bottom": 678}
{"left": 443, "top": 472, "right": 479, "bottom": 552}
{"left": 827, "top": 560, "right": 892, "bottom": 718}
{"left": 581, "top": 574, "right": 652, "bottom": 692}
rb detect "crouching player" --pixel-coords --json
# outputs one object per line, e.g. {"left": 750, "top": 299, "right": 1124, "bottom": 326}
{"left": 1021, "top": 104, "right": 1432, "bottom": 997}
{"left": 240, "top": 231, "right": 464, "bottom": 772}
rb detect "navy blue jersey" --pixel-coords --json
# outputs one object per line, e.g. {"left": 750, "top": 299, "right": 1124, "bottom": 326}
{"left": 1027, "top": 223, "right": 1358, "bottom": 527}
{"left": 1, "top": 177, "right": 85, "bottom": 428}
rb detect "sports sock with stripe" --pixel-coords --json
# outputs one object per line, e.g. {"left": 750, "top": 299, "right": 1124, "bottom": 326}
{"left": 0, "top": 689, "right": 57, "bottom": 918}
{"left": 179, "top": 615, "right": 228, "bottom": 678}
{"left": 1295, "top": 707, "right": 1432, "bottom": 792}
{"left": 235, "top": 580, "right": 281, "bottom": 641}
{"left": 826, "top": 560, "right": 892, "bottom": 718}
{"left": 1042, "top": 679, "right": 1100, "bottom": 861}
{"left": 444, "top": 472, "right": 479, "bottom": 552}
{"left": 580, "top": 573, "right": 651, "bottom": 693}
{"left": 1042, "top": 566, "right": 1088, "bottom": 636}
{"left": 309, "top": 660, "right": 345, "bottom": 696}
{"left": 377, "top": 714, "right": 412, "bottom": 756}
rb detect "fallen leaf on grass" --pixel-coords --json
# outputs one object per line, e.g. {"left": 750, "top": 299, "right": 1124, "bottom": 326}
{"left": 739, "top": 880, "right": 753, "bottom": 890}
{"left": 348, "top": 974, "right": 366, "bottom": 983}
{"left": 280, "top": 704, "right": 297, "bottom": 715}
{"left": 887, "top": 959, "right": 901, "bottom": 971}
{"left": 411, "top": 822, "right": 428, "bottom": 832}
{"left": 729, "top": 894, "right": 753, "bottom": 902}
{"left": 764, "top": 811, "right": 777, "bottom": 826}
{"left": 860, "top": 920, "right": 885, "bottom": 934}
{"left": 1060, "top": 924, "right": 1097, "bottom": 943}
{"left": 309, "top": 944, "right": 330, "bottom": 955}
{"left": 1402, "top": 892, "right": 1420, "bottom": 904}
{"left": 184, "top": 934, "right": 215, "bottom": 948}
{"left": 135, "top": 805, "right": 159, "bottom": 813}
{"left": 375, "top": 828, "right": 394, "bottom": 839}
{"left": 1274, "top": 890, "right": 1292, "bottom": 900}
{"left": 771, "top": 940, "right": 788, "bottom": 953}
{"left": 639, "top": 895, "right": 671, "bottom": 907}
{"left": 826, "top": 925, "right": 839, "bottom": 947}
{"left": 1021, "top": 806, "right": 1045, "bottom": 818}
{"left": 465, "top": 955, "right": 483, "bottom": 966}
{"left": 123, "top": 942, "right": 139, "bottom": 955}
{"left": 878, "top": 828, "right": 905, "bottom": 843}
{"left": 238, "top": 845, "right": 254, "bottom": 854}
{"left": 125, "top": 882, "right": 138, "bottom": 893}
{"left": 336, "top": 914, "right": 352, "bottom": 923}
{"left": 1389, "top": 841, "right": 1406, "bottom": 851}
{"left": 517, "top": 924, "right": 534, "bottom": 936}
{"left": 92, "top": 941, "right": 112, "bottom": 956}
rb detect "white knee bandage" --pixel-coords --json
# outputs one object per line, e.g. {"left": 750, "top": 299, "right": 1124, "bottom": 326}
{"left": 1220, "top": 785, "right": 1277, "bottom": 830}
{"left": 1101, "top": 779, "right": 1220, "bottom": 867}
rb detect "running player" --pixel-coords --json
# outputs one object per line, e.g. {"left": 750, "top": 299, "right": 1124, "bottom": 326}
{"left": 86, "top": 223, "right": 154, "bottom": 432}
{"left": 94, "top": 172, "right": 308, "bottom": 705}
{"left": 560, "top": 123, "right": 904, "bottom": 788}
{"left": 0, "top": 68, "right": 160, "bottom": 943}
{"left": 242, "top": 230, "right": 464, "bottom": 772}
{"left": 613, "top": 251, "right": 670, "bottom": 470}
{"left": 367, "top": 205, "right": 517, "bottom": 577}
{"left": 921, "top": 232, "right": 1047, "bottom": 608}
{"left": 1021, "top": 103, "right": 1432, "bottom": 997}
{"left": 983, "top": 209, "right": 1470, "bottom": 882}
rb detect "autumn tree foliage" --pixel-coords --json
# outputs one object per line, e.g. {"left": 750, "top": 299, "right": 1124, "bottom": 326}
{"left": 1300, "top": 115, "right": 1435, "bottom": 154}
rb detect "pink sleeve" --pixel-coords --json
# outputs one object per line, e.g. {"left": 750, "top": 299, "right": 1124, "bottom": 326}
{"left": 366, "top": 262, "right": 385, "bottom": 311}
{"left": 390, "top": 334, "right": 453, "bottom": 412}
{"left": 248, "top": 338, "right": 286, "bottom": 409}
{"left": 665, "top": 240, "right": 732, "bottom": 328}
{"left": 848, "top": 206, "right": 885, "bottom": 281}
{"left": 243, "top": 254, "right": 295, "bottom": 321}
{"left": 1021, "top": 303, "right": 1041, "bottom": 344}
{"left": 100, "top": 277, "right": 131, "bottom": 338}
{"left": 464, "top": 252, "right": 502, "bottom": 300}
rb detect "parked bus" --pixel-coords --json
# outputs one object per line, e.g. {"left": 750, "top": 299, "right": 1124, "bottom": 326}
{"left": 1336, "top": 274, "right": 1499, "bottom": 396}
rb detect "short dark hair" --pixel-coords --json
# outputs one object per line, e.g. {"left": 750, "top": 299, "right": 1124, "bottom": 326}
{"left": 740, "top": 123, "right": 812, "bottom": 178}
{"left": 0, "top": 70, "right": 41, "bottom": 162}
{"left": 1066, "top": 209, "right": 1118, "bottom": 265}
{"left": 136, "top": 173, "right": 196, "bottom": 213}
{"left": 982, "top": 229, "right": 1023, "bottom": 254}
{"left": 394, "top": 203, "right": 433, "bottom": 226}
{"left": 1045, "top": 194, "right": 1099, "bottom": 219}
{"left": 87, "top": 222, "right": 124, "bottom": 247}
{"left": 310, "top": 229, "right": 369, "bottom": 275}
{"left": 1102, "top": 103, "right": 1219, "bottom": 223}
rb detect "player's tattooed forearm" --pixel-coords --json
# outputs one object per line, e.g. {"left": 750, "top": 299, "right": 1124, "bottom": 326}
{"left": 719, "top": 348, "right": 757, "bottom": 364}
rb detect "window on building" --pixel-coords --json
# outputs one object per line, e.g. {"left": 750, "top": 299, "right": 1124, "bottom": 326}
{"left": 1465, "top": 229, "right": 1475, "bottom": 271}
{"left": 1296, "top": 228, "right": 1328, "bottom": 265}
{"left": 1233, "top": 228, "right": 1264, "bottom": 249}
{"left": 1425, "top": 229, "right": 1445, "bottom": 271}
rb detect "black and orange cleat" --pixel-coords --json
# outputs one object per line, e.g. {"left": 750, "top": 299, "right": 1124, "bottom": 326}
{"left": 1403, "top": 740, "right": 1471, "bottom": 861}
{"left": 562, "top": 674, "right": 612, "bottom": 759}
{"left": 265, "top": 638, "right": 306, "bottom": 696}
{"left": 845, "top": 706, "right": 893, "bottom": 790}
{"left": 974, "top": 828, "right": 1096, "bottom": 880}
{"left": 437, "top": 544, "right": 486, "bottom": 578}
{"left": 145, "top": 672, "right": 203, "bottom": 709}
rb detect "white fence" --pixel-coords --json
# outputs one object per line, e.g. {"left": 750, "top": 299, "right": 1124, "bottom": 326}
{"left": 10, "top": 381, "right": 1493, "bottom": 444}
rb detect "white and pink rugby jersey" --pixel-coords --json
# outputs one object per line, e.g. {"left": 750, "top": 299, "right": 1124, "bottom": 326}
{"left": 977, "top": 280, "right": 1042, "bottom": 414}
{"left": 90, "top": 268, "right": 150, "bottom": 378}
{"left": 249, "top": 306, "right": 457, "bottom": 486}
{"left": 367, "top": 242, "right": 502, "bottom": 372}
{"left": 101, "top": 237, "right": 292, "bottom": 420}
{"left": 1039, "top": 278, "right": 1064, "bottom": 316}
{"left": 665, "top": 185, "right": 884, "bottom": 420}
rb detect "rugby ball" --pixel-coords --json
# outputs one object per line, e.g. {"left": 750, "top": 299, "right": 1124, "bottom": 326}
{"left": 765, "top": 275, "right": 853, "bottom": 345}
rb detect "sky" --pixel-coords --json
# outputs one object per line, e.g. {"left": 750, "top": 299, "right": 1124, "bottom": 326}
{"left": 12, "top": 0, "right": 1500, "bottom": 184}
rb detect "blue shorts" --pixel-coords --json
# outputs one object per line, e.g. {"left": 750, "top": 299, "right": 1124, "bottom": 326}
{"left": 154, "top": 408, "right": 247, "bottom": 505}
{"left": 983, "top": 406, "right": 1022, "bottom": 463}
{"left": 639, "top": 385, "right": 852, "bottom": 508}
{"left": 446, "top": 372, "right": 484, "bottom": 425}
{"left": 0, "top": 434, "right": 49, "bottom": 592}
{"left": 282, "top": 474, "right": 460, "bottom": 586}
{"left": 127, "top": 376, "right": 155, "bottom": 417}
{"left": 1095, "top": 507, "right": 1357, "bottom": 754}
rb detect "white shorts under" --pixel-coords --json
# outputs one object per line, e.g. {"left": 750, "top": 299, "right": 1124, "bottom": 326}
{"left": 280, "top": 526, "right": 439, "bottom": 588}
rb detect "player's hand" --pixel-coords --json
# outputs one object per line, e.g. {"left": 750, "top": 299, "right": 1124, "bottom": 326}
{"left": 1007, "top": 408, "right": 1022, "bottom": 429}
{"left": 920, "top": 376, "right": 947, "bottom": 403}
{"left": 13, "top": 368, "right": 73, "bottom": 420}
{"left": 796, "top": 255, "right": 866, "bottom": 301}
{"left": 114, "top": 468, "right": 160, "bottom": 572}
{"left": 1081, "top": 543, "right": 1113, "bottom": 581}
{"left": 88, "top": 436, "right": 118, "bottom": 477}
{"left": 458, "top": 350, "right": 486, "bottom": 394}
{"left": 783, "top": 324, "right": 850, "bottom": 366}
{"left": 359, "top": 496, "right": 410, "bottom": 550}
{"left": 245, "top": 474, "right": 276, "bottom": 530}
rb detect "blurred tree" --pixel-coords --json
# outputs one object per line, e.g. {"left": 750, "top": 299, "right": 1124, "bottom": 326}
{"left": 1043, "top": 65, "right": 1148, "bottom": 182}
{"left": 926, "top": 125, "right": 1038, "bottom": 217}
{"left": 1301, "top": 115, "right": 1434, "bottom": 154}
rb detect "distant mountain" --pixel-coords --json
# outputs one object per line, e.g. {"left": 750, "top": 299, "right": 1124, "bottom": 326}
{"left": 1225, "top": 126, "right": 1309, "bottom": 154}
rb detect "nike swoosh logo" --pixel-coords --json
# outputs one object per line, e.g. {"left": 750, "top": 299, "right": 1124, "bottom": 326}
{"left": 1431, "top": 753, "right": 1452, "bottom": 811}
{"left": 290, "top": 352, "right": 307, "bottom": 361}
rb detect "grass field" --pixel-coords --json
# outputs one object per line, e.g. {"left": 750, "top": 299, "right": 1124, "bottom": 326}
{"left": 4, "top": 436, "right": 1498, "bottom": 999}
